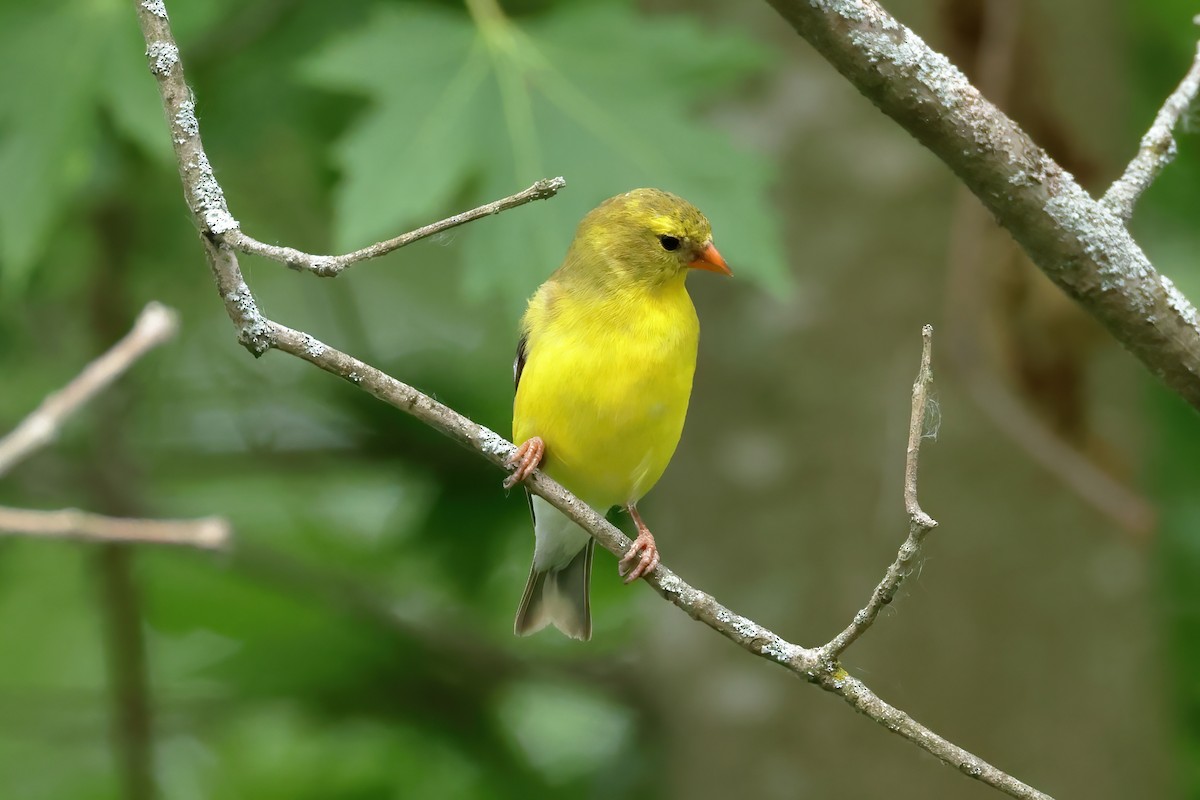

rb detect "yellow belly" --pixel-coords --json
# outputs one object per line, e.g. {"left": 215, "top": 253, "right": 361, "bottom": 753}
{"left": 513, "top": 280, "right": 699, "bottom": 508}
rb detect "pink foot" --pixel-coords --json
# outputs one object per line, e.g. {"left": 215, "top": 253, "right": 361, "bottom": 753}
{"left": 503, "top": 436, "right": 544, "bottom": 489}
{"left": 619, "top": 505, "right": 660, "bottom": 583}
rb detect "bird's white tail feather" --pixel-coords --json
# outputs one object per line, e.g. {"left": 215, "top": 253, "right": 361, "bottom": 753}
{"left": 514, "top": 495, "right": 598, "bottom": 640}
{"left": 531, "top": 495, "right": 592, "bottom": 571}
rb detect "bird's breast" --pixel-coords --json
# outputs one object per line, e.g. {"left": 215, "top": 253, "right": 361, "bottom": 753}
{"left": 513, "top": 284, "right": 699, "bottom": 507}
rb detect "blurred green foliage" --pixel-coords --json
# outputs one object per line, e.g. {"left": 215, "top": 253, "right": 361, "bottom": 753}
{"left": 1132, "top": 2, "right": 1200, "bottom": 795}
{"left": 1, "top": 0, "right": 1199, "bottom": 798}
{"left": 0, "top": 0, "right": 777, "bottom": 797}
{"left": 0, "top": 0, "right": 171, "bottom": 288}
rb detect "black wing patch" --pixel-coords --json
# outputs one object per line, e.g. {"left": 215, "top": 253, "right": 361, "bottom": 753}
{"left": 514, "top": 334, "right": 528, "bottom": 392}
{"left": 513, "top": 334, "right": 535, "bottom": 523}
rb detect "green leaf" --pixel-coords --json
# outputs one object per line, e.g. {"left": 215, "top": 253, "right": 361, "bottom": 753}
{"left": 0, "top": 0, "right": 171, "bottom": 290}
{"left": 0, "top": 5, "right": 99, "bottom": 289}
{"left": 301, "top": 6, "right": 487, "bottom": 251}
{"left": 302, "top": 0, "right": 786, "bottom": 311}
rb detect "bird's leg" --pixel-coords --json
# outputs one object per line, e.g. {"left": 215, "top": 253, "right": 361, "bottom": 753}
{"left": 503, "top": 436, "right": 545, "bottom": 489}
{"left": 619, "top": 504, "right": 660, "bottom": 583}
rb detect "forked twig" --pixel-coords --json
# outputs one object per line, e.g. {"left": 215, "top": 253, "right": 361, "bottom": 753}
{"left": 824, "top": 325, "right": 938, "bottom": 657}
{"left": 1103, "top": 28, "right": 1200, "bottom": 220}
{"left": 226, "top": 177, "right": 565, "bottom": 276}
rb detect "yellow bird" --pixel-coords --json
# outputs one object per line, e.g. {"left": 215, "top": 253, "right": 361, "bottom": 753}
{"left": 504, "top": 188, "right": 730, "bottom": 640}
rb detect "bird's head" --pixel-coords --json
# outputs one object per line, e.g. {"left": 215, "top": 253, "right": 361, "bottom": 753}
{"left": 565, "top": 188, "right": 731, "bottom": 288}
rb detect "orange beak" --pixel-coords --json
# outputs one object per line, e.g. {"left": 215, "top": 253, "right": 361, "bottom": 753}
{"left": 688, "top": 242, "right": 732, "bottom": 276}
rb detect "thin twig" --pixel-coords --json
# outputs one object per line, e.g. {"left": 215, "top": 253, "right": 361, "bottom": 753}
{"left": 1102, "top": 32, "right": 1200, "bottom": 221}
{"left": 824, "top": 325, "right": 938, "bottom": 658}
{"left": 227, "top": 178, "right": 566, "bottom": 276}
{"left": 903, "top": 326, "right": 935, "bottom": 518}
{"left": 0, "top": 506, "right": 231, "bottom": 549}
{"left": 0, "top": 302, "right": 178, "bottom": 478}
{"left": 135, "top": 3, "right": 1052, "bottom": 797}
{"left": 269, "top": 321, "right": 1047, "bottom": 800}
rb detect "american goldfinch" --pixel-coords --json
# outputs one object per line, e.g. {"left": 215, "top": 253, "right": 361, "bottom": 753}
{"left": 504, "top": 188, "right": 730, "bottom": 640}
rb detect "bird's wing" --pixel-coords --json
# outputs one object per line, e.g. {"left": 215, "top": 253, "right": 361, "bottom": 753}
{"left": 513, "top": 333, "right": 536, "bottom": 522}
{"left": 514, "top": 333, "right": 528, "bottom": 391}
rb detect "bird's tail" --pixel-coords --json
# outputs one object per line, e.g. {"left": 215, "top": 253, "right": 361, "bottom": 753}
{"left": 514, "top": 539, "right": 594, "bottom": 640}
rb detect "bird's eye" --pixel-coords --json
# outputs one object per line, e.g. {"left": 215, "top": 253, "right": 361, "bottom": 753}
{"left": 659, "top": 235, "right": 680, "bottom": 251}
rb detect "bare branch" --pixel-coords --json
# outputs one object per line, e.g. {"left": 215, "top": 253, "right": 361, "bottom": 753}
{"left": 202, "top": 233, "right": 273, "bottom": 357}
{"left": 226, "top": 178, "right": 566, "bottom": 276}
{"left": 135, "top": 2, "right": 1053, "bottom": 797}
{"left": 270, "top": 320, "right": 1048, "bottom": 800}
{"left": 257, "top": 283, "right": 1054, "bottom": 793}
{"left": 0, "top": 506, "right": 230, "bottom": 550}
{"left": 824, "top": 325, "right": 938, "bottom": 657}
{"left": 822, "top": 671, "right": 1048, "bottom": 798}
{"left": 765, "top": 0, "right": 1200, "bottom": 411}
{"left": 0, "top": 302, "right": 178, "bottom": 478}
{"left": 904, "top": 325, "right": 935, "bottom": 519}
{"left": 1103, "top": 33, "right": 1200, "bottom": 220}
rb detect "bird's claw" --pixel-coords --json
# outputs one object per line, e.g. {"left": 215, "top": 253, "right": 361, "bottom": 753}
{"left": 619, "top": 530, "right": 660, "bottom": 583}
{"left": 503, "top": 436, "right": 545, "bottom": 489}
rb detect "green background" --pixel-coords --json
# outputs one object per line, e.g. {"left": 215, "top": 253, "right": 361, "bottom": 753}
{"left": 0, "top": 0, "right": 1197, "bottom": 797}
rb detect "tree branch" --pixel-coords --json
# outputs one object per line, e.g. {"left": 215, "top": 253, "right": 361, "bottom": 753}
{"left": 0, "top": 505, "right": 230, "bottom": 549}
{"left": 134, "top": 2, "right": 1055, "bottom": 797}
{"left": 225, "top": 178, "right": 565, "bottom": 276}
{"left": 824, "top": 324, "right": 937, "bottom": 657}
{"left": 765, "top": 0, "right": 1200, "bottom": 411}
{"left": 936, "top": 1, "right": 1155, "bottom": 538}
{"left": 0, "top": 302, "right": 178, "bottom": 478}
{"left": 1103, "top": 28, "right": 1200, "bottom": 220}
{"left": 272, "top": 316, "right": 1049, "bottom": 800}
